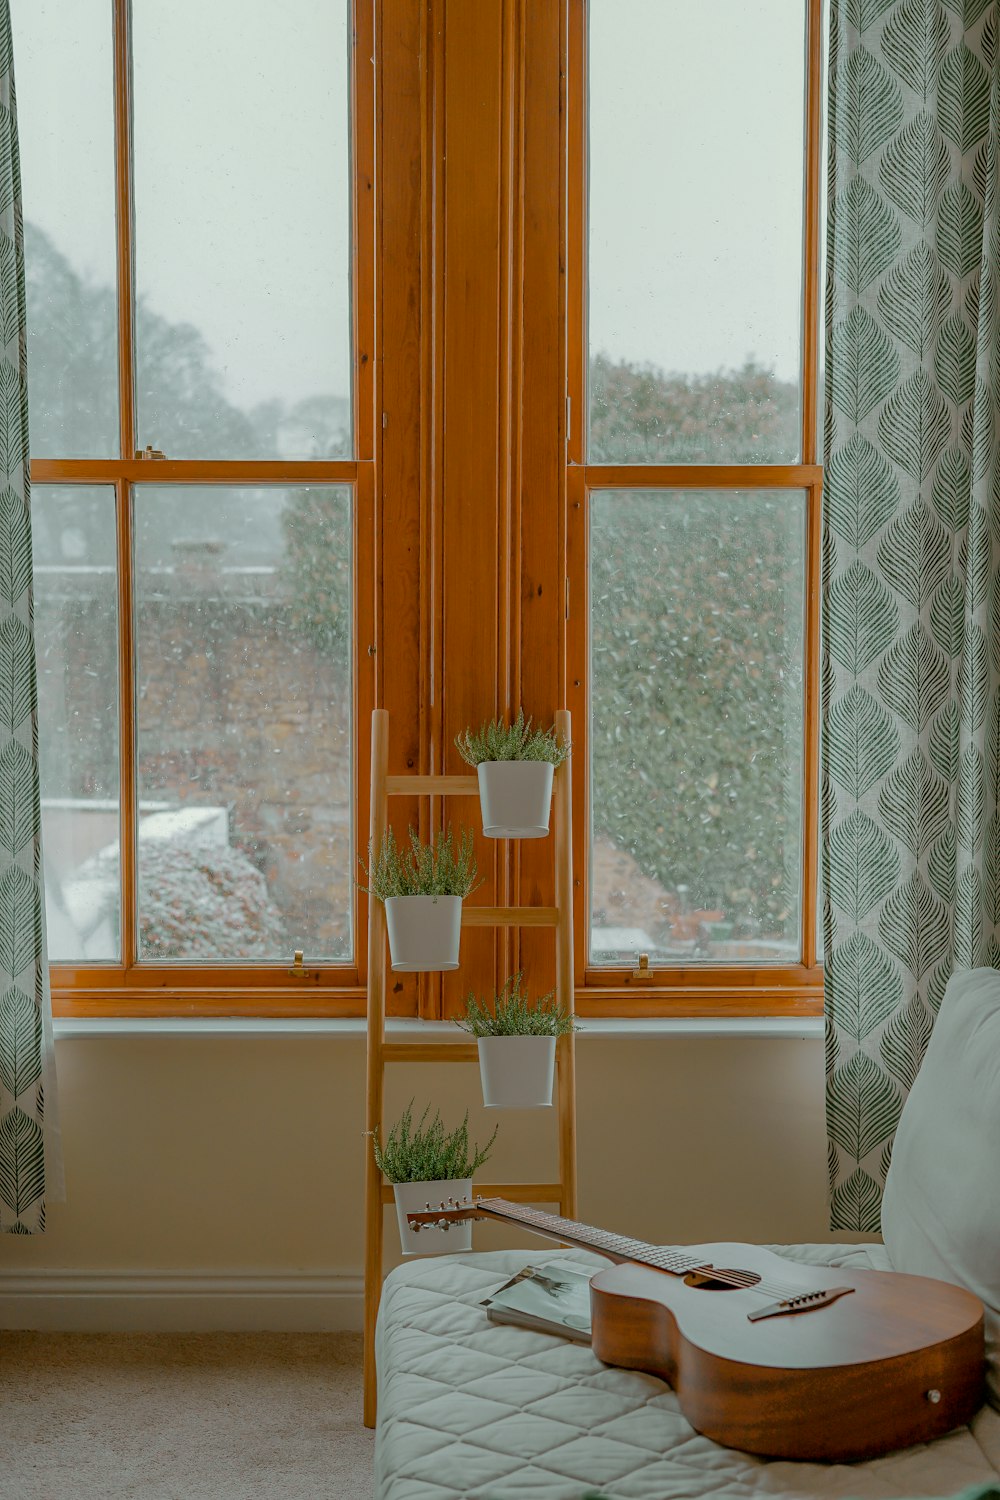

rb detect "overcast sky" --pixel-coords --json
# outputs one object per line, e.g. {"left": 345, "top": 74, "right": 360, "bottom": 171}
{"left": 589, "top": 0, "right": 807, "bottom": 383}
{"left": 11, "top": 0, "right": 807, "bottom": 413}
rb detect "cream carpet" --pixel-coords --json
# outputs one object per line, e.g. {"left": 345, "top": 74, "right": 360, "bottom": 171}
{"left": 0, "top": 1331, "right": 374, "bottom": 1499}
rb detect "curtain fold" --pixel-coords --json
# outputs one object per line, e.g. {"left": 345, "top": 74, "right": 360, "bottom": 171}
{"left": 824, "top": 0, "right": 999, "bottom": 1231}
{"left": 0, "top": 0, "right": 61, "bottom": 1234}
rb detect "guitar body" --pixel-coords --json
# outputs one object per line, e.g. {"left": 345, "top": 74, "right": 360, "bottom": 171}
{"left": 590, "top": 1244, "right": 985, "bottom": 1461}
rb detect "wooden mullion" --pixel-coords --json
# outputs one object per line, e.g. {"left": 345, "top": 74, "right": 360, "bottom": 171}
{"left": 576, "top": 990, "right": 823, "bottom": 1019}
{"left": 31, "top": 459, "right": 362, "bottom": 485}
{"left": 801, "top": 0, "right": 825, "bottom": 971}
{"left": 802, "top": 477, "right": 823, "bottom": 969}
{"left": 580, "top": 463, "right": 823, "bottom": 491}
{"left": 114, "top": 476, "right": 137, "bottom": 972}
{"left": 582, "top": 964, "right": 823, "bottom": 988}
{"left": 51, "top": 989, "right": 366, "bottom": 1019}
{"left": 565, "top": 0, "right": 586, "bottom": 470}
{"left": 113, "top": 0, "right": 136, "bottom": 463}
{"left": 565, "top": 465, "right": 589, "bottom": 1009}
{"left": 112, "top": 0, "right": 137, "bottom": 969}
{"left": 353, "top": 0, "right": 377, "bottom": 466}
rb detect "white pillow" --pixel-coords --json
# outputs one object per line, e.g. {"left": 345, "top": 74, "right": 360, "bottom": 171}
{"left": 881, "top": 966, "right": 1000, "bottom": 1409}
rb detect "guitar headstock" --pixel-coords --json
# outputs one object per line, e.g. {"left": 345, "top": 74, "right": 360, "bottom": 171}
{"left": 405, "top": 1195, "right": 488, "bottom": 1233}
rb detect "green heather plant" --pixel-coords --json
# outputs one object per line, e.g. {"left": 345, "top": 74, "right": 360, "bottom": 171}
{"left": 456, "top": 971, "right": 578, "bottom": 1038}
{"left": 373, "top": 1102, "right": 498, "bottom": 1184}
{"left": 455, "top": 709, "right": 570, "bottom": 768}
{"left": 360, "top": 826, "right": 481, "bottom": 901}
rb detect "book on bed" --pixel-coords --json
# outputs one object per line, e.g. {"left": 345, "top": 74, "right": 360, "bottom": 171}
{"left": 482, "top": 1261, "right": 593, "bottom": 1343}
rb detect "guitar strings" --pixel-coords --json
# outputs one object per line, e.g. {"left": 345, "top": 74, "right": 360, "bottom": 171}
{"left": 479, "top": 1202, "right": 818, "bottom": 1303}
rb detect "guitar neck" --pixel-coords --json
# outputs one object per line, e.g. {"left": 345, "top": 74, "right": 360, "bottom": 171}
{"left": 474, "top": 1198, "right": 703, "bottom": 1276}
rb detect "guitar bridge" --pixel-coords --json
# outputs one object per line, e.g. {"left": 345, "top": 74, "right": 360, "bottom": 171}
{"left": 747, "top": 1285, "right": 854, "bottom": 1321}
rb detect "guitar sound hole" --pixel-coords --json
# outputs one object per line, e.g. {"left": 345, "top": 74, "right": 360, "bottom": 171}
{"left": 683, "top": 1269, "right": 762, "bottom": 1292}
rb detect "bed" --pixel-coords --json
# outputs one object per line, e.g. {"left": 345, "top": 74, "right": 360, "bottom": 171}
{"left": 374, "top": 1242, "right": 1000, "bottom": 1500}
{"left": 375, "top": 970, "right": 1000, "bottom": 1499}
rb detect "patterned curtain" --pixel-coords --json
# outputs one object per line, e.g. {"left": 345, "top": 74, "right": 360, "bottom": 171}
{"left": 824, "top": 0, "right": 999, "bottom": 1231}
{"left": 0, "top": 1, "right": 60, "bottom": 1234}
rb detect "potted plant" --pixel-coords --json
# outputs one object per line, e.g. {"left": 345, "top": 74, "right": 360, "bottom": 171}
{"left": 373, "top": 1102, "right": 498, "bottom": 1255}
{"left": 456, "top": 971, "right": 578, "bottom": 1108}
{"left": 361, "top": 826, "right": 481, "bottom": 971}
{"left": 455, "top": 710, "right": 570, "bottom": 839}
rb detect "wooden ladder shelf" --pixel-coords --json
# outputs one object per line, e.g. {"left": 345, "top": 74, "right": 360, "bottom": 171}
{"left": 363, "top": 707, "right": 577, "bottom": 1426}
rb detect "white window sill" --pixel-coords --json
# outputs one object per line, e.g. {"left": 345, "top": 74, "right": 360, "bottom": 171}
{"left": 53, "top": 1015, "right": 824, "bottom": 1041}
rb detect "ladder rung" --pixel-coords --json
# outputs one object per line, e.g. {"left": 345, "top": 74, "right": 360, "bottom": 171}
{"left": 385, "top": 774, "right": 479, "bottom": 795}
{"left": 382, "top": 1042, "right": 478, "bottom": 1063}
{"left": 380, "top": 1181, "right": 562, "bottom": 1206}
{"left": 462, "top": 905, "right": 558, "bottom": 927}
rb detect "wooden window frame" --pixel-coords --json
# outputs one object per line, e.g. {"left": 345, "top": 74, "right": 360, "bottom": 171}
{"left": 564, "top": 0, "right": 825, "bottom": 1018}
{"left": 40, "top": 0, "right": 823, "bottom": 1023}
{"left": 42, "top": 0, "right": 377, "bottom": 1018}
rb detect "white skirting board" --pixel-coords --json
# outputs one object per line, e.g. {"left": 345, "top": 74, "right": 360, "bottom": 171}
{"left": 0, "top": 1272, "right": 365, "bottom": 1332}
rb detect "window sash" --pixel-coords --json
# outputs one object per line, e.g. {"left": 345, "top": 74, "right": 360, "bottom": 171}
{"left": 31, "top": 0, "right": 376, "bottom": 1014}
{"left": 565, "top": 0, "right": 824, "bottom": 1012}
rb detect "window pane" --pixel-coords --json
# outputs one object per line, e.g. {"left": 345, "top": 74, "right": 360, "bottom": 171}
{"left": 12, "top": 0, "right": 118, "bottom": 457}
{"left": 590, "top": 489, "right": 804, "bottom": 965}
{"left": 588, "top": 0, "right": 805, "bottom": 463}
{"left": 133, "top": 1, "right": 352, "bottom": 460}
{"left": 135, "top": 486, "right": 352, "bottom": 961}
{"left": 34, "top": 486, "right": 120, "bottom": 960}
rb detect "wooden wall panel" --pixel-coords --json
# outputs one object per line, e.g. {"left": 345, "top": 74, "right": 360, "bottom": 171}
{"left": 378, "top": 0, "right": 425, "bottom": 1015}
{"left": 439, "top": 0, "right": 507, "bottom": 1015}
{"left": 377, "top": 0, "right": 567, "bottom": 1019}
{"left": 516, "top": 0, "right": 565, "bottom": 999}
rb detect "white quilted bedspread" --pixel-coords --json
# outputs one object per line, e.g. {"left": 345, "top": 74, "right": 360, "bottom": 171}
{"left": 375, "top": 1244, "right": 1000, "bottom": 1500}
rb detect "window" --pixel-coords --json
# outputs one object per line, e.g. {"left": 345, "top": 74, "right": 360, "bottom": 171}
{"left": 569, "top": 0, "right": 824, "bottom": 1009}
{"left": 15, "top": 0, "right": 820, "bottom": 1019}
{"left": 14, "top": 0, "right": 371, "bottom": 1011}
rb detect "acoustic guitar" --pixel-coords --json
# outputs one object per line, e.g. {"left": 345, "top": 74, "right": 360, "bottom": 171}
{"left": 406, "top": 1195, "right": 985, "bottom": 1461}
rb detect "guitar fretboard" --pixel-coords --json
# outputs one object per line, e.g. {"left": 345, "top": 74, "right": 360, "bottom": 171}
{"left": 476, "top": 1197, "right": 707, "bottom": 1277}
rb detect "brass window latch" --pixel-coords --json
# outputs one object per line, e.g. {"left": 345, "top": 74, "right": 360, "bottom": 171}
{"left": 288, "top": 950, "right": 316, "bottom": 978}
{"left": 631, "top": 952, "right": 654, "bottom": 981}
{"left": 137, "top": 444, "right": 166, "bottom": 460}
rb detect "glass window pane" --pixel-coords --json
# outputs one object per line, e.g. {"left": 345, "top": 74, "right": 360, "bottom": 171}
{"left": 588, "top": 0, "right": 805, "bottom": 463}
{"left": 33, "top": 486, "right": 120, "bottom": 960}
{"left": 133, "top": 1, "right": 352, "bottom": 460}
{"left": 590, "top": 489, "right": 805, "bottom": 965}
{"left": 135, "top": 486, "right": 352, "bottom": 961}
{"left": 12, "top": 0, "right": 119, "bottom": 457}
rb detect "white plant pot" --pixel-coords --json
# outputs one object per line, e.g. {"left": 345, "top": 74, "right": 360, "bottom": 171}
{"left": 478, "top": 1034, "right": 556, "bottom": 1108}
{"left": 384, "top": 894, "right": 462, "bottom": 971}
{"left": 477, "top": 761, "right": 555, "bottom": 839}
{"left": 392, "top": 1177, "right": 473, "bottom": 1256}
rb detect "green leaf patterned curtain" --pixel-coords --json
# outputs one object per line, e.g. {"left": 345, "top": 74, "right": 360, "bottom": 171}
{"left": 824, "top": 0, "right": 999, "bottom": 1230}
{"left": 0, "top": 0, "right": 60, "bottom": 1235}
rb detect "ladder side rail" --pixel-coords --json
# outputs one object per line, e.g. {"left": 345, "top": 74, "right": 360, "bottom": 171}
{"left": 363, "top": 708, "right": 390, "bottom": 1428}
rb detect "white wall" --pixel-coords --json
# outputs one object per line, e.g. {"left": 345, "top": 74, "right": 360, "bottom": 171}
{"left": 0, "top": 1029, "right": 859, "bottom": 1330}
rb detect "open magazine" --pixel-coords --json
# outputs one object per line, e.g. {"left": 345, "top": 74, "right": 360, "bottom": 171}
{"left": 482, "top": 1260, "right": 594, "bottom": 1344}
